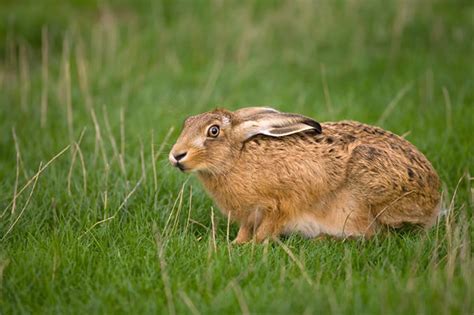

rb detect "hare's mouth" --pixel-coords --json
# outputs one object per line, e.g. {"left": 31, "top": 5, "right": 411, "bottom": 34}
{"left": 171, "top": 160, "right": 192, "bottom": 172}
{"left": 176, "top": 162, "right": 188, "bottom": 172}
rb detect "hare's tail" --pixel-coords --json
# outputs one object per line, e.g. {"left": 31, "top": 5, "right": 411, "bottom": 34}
{"left": 439, "top": 205, "right": 449, "bottom": 217}
{"left": 423, "top": 200, "right": 447, "bottom": 228}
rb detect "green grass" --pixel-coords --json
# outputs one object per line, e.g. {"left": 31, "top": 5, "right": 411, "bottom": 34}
{"left": 0, "top": 0, "right": 473, "bottom": 314}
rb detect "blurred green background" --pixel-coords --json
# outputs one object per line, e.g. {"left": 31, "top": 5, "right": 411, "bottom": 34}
{"left": 0, "top": 1, "right": 472, "bottom": 314}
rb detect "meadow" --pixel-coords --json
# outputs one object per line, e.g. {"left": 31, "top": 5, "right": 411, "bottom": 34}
{"left": 0, "top": 0, "right": 473, "bottom": 314}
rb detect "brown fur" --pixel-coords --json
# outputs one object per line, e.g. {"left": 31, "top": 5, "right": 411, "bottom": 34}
{"left": 169, "top": 107, "right": 441, "bottom": 243}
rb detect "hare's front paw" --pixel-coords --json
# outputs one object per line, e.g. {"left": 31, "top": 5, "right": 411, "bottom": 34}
{"left": 232, "top": 225, "right": 252, "bottom": 244}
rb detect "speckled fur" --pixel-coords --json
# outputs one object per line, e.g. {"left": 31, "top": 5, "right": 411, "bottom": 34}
{"left": 169, "top": 108, "right": 441, "bottom": 243}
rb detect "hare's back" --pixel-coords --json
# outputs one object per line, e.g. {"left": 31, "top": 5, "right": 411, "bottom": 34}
{"left": 325, "top": 121, "right": 440, "bottom": 206}
{"left": 323, "top": 121, "right": 435, "bottom": 170}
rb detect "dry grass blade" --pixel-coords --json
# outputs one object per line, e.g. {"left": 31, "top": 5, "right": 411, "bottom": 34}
{"left": 19, "top": 41, "right": 30, "bottom": 111}
{"left": 67, "top": 127, "right": 87, "bottom": 195}
{"left": 262, "top": 238, "right": 270, "bottom": 263}
{"left": 178, "top": 291, "right": 201, "bottom": 315}
{"left": 196, "top": 56, "right": 223, "bottom": 109}
{"left": 400, "top": 130, "right": 411, "bottom": 138}
{"left": 210, "top": 207, "right": 217, "bottom": 252}
{"left": 389, "top": 0, "right": 412, "bottom": 59}
{"left": 430, "top": 176, "right": 465, "bottom": 271}
{"left": 189, "top": 219, "right": 209, "bottom": 231}
{"left": 75, "top": 39, "right": 93, "bottom": 110}
{"left": 103, "top": 105, "right": 126, "bottom": 177}
{"left": 230, "top": 281, "right": 250, "bottom": 315}
{"left": 62, "top": 37, "right": 73, "bottom": 141}
{"left": 67, "top": 145, "right": 78, "bottom": 196}
{"left": 185, "top": 185, "right": 193, "bottom": 233}
{"left": 275, "top": 238, "right": 314, "bottom": 286}
{"left": 341, "top": 209, "right": 355, "bottom": 239}
{"left": 446, "top": 176, "right": 465, "bottom": 229}
{"left": 139, "top": 138, "right": 146, "bottom": 182}
{"left": 100, "top": 165, "right": 111, "bottom": 214}
{"left": 444, "top": 176, "right": 466, "bottom": 277}
{"left": 151, "top": 131, "right": 158, "bottom": 192}
{"left": 442, "top": 86, "right": 453, "bottom": 131}
{"left": 9, "top": 127, "right": 29, "bottom": 182}
{"left": 90, "top": 106, "right": 108, "bottom": 167}
{"left": 155, "top": 231, "right": 176, "bottom": 315}
{"left": 320, "top": 63, "right": 334, "bottom": 115}
{"left": 10, "top": 128, "right": 21, "bottom": 216}
{"left": 120, "top": 107, "right": 126, "bottom": 160}
{"left": 170, "top": 180, "right": 186, "bottom": 235}
{"left": 76, "top": 42, "right": 108, "bottom": 167}
{"left": 2, "top": 145, "right": 71, "bottom": 217}
{"left": 40, "top": 26, "right": 49, "bottom": 128}
{"left": 79, "top": 177, "right": 143, "bottom": 238}
{"left": 154, "top": 126, "right": 175, "bottom": 163}
{"left": 2, "top": 162, "right": 42, "bottom": 240}
{"left": 75, "top": 142, "right": 88, "bottom": 193}
{"left": 226, "top": 211, "right": 233, "bottom": 262}
{"left": 378, "top": 82, "right": 413, "bottom": 125}
{"left": 163, "top": 178, "right": 189, "bottom": 236}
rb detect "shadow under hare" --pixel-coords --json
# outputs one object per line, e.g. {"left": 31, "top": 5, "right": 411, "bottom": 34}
{"left": 169, "top": 107, "right": 441, "bottom": 243}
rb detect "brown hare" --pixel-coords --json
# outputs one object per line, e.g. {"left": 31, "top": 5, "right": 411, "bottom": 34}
{"left": 169, "top": 107, "right": 441, "bottom": 243}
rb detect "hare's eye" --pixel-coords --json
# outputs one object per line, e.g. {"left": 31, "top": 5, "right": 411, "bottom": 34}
{"left": 207, "top": 125, "right": 220, "bottom": 138}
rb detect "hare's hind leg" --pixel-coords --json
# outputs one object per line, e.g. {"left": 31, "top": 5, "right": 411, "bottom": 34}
{"left": 321, "top": 189, "right": 378, "bottom": 238}
{"left": 373, "top": 196, "right": 441, "bottom": 229}
{"left": 347, "top": 145, "right": 441, "bottom": 230}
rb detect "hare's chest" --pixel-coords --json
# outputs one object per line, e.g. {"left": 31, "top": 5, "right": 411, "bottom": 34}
{"left": 198, "top": 176, "right": 245, "bottom": 215}
{"left": 198, "top": 176, "right": 268, "bottom": 221}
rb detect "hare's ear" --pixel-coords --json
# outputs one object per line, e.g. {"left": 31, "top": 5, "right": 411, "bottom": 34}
{"left": 233, "top": 109, "right": 322, "bottom": 141}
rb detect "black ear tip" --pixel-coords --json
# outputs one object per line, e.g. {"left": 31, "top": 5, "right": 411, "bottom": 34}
{"left": 303, "top": 119, "right": 322, "bottom": 134}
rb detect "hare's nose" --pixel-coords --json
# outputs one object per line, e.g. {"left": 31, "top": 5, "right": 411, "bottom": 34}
{"left": 173, "top": 151, "right": 187, "bottom": 161}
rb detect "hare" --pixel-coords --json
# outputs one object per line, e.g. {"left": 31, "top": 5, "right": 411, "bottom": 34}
{"left": 169, "top": 107, "right": 441, "bottom": 243}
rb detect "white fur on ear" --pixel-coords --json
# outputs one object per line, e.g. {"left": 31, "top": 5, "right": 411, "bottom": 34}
{"left": 234, "top": 110, "right": 322, "bottom": 141}
{"left": 264, "top": 123, "right": 318, "bottom": 137}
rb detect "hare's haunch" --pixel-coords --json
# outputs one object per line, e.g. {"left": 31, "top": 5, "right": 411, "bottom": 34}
{"left": 169, "top": 107, "right": 441, "bottom": 243}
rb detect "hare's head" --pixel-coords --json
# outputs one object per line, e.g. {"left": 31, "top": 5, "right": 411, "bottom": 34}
{"left": 169, "top": 107, "right": 321, "bottom": 174}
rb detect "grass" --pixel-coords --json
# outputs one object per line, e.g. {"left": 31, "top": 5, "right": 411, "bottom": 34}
{"left": 0, "top": 0, "right": 473, "bottom": 314}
